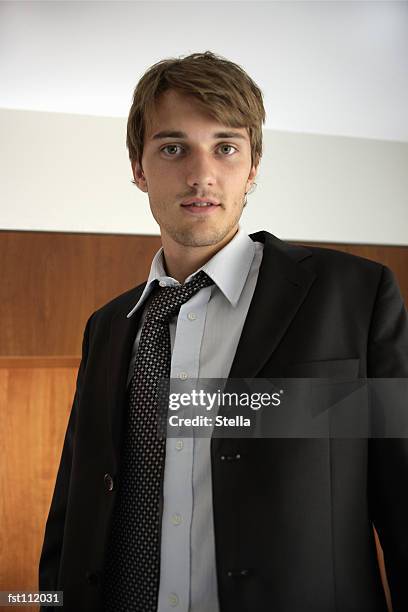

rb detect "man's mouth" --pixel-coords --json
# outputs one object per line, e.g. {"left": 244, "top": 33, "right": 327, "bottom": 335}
{"left": 180, "top": 198, "right": 221, "bottom": 213}
{"left": 184, "top": 202, "right": 214, "bottom": 207}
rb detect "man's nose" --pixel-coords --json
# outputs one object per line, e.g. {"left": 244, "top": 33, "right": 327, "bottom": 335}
{"left": 185, "top": 153, "right": 217, "bottom": 188}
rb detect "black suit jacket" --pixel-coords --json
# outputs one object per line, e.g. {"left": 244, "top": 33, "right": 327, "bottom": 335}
{"left": 39, "top": 231, "right": 408, "bottom": 612}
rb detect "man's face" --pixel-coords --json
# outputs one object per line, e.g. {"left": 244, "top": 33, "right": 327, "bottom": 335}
{"left": 132, "top": 89, "right": 258, "bottom": 250}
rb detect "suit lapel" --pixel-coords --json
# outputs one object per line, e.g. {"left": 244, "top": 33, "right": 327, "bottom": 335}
{"left": 107, "top": 284, "right": 146, "bottom": 465}
{"left": 228, "top": 231, "right": 316, "bottom": 378}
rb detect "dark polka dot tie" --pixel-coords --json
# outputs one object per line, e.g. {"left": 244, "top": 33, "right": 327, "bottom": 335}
{"left": 103, "top": 270, "right": 214, "bottom": 611}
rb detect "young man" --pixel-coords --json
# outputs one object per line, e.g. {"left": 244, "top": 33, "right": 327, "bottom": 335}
{"left": 39, "top": 51, "right": 408, "bottom": 612}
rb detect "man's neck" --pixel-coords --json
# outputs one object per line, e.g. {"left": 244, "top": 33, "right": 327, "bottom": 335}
{"left": 161, "top": 228, "right": 238, "bottom": 284}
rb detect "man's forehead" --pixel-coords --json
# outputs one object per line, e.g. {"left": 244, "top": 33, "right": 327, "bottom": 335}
{"left": 145, "top": 89, "right": 250, "bottom": 141}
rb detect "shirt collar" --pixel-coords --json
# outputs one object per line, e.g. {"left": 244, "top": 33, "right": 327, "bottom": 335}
{"left": 127, "top": 226, "right": 255, "bottom": 318}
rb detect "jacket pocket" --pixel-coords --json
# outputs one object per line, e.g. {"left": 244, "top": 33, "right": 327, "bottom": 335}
{"left": 284, "top": 358, "right": 360, "bottom": 378}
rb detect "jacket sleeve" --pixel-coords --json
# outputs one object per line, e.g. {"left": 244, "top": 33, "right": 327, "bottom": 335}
{"left": 38, "top": 314, "right": 93, "bottom": 591}
{"left": 367, "top": 265, "right": 408, "bottom": 612}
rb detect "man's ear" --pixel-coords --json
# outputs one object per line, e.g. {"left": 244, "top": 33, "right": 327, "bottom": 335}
{"left": 246, "top": 163, "right": 258, "bottom": 194}
{"left": 131, "top": 160, "right": 148, "bottom": 192}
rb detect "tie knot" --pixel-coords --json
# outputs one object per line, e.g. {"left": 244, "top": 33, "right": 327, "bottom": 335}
{"left": 146, "top": 270, "right": 214, "bottom": 323}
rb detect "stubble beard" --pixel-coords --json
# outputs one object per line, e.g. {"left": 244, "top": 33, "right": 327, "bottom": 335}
{"left": 163, "top": 198, "right": 244, "bottom": 248}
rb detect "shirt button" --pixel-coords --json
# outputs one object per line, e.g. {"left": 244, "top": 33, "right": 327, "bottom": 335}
{"left": 178, "top": 371, "right": 188, "bottom": 380}
{"left": 168, "top": 593, "right": 179, "bottom": 607}
{"left": 175, "top": 440, "right": 184, "bottom": 451}
{"left": 187, "top": 312, "right": 197, "bottom": 321}
{"left": 159, "top": 280, "right": 167, "bottom": 287}
{"left": 171, "top": 513, "right": 182, "bottom": 526}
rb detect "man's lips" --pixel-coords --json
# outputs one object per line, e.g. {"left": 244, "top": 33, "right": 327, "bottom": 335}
{"left": 180, "top": 198, "right": 221, "bottom": 214}
{"left": 181, "top": 198, "right": 220, "bottom": 206}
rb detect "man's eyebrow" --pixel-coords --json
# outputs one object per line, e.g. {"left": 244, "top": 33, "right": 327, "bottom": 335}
{"left": 151, "top": 130, "right": 247, "bottom": 140}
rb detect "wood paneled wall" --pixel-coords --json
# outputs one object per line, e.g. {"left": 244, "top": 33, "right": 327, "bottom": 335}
{"left": 0, "top": 231, "right": 407, "bottom": 356}
{"left": 0, "top": 231, "right": 161, "bottom": 356}
{"left": 0, "top": 362, "right": 77, "bottom": 612}
{"left": 1, "top": 229, "right": 405, "bottom": 611}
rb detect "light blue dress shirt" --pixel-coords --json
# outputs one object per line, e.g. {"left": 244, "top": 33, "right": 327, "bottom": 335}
{"left": 127, "top": 227, "right": 264, "bottom": 611}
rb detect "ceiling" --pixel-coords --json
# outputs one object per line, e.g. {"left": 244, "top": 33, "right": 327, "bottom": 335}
{"left": 1, "top": 0, "right": 407, "bottom": 141}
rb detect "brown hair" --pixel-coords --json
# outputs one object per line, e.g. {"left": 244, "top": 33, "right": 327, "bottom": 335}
{"left": 127, "top": 51, "right": 266, "bottom": 170}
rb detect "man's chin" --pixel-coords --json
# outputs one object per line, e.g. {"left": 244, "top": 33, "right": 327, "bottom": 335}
{"left": 171, "top": 228, "right": 233, "bottom": 248}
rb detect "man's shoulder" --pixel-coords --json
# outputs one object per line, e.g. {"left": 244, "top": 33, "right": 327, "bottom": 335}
{"left": 300, "top": 243, "right": 383, "bottom": 274}
{"left": 257, "top": 230, "right": 385, "bottom": 276}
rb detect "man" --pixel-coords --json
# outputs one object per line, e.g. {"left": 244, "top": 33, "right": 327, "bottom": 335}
{"left": 39, "top": 51, "right": 408, "bottom": 612}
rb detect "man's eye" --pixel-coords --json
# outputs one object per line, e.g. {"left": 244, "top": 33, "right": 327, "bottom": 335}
{"left": 161, "top": 143, "right": 237, "bottom": 156}
{"left": 161, "top": 144, "right": 183, "bottom": 156}
{"left": 218, "top": 144, "right": 237, "bottom": 155}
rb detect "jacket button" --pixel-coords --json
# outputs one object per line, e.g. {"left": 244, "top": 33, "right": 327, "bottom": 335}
{"left": 104, "top": 473, "right": 114, "bottom": 491}
{"left": 220, "top": 453, "right": 241, "bottom": 461}
{"left": 227, "top": 568, "right": 250, "bottom": 578}
{"left": 86, "top": 571, "right": 100, "bottom": 586}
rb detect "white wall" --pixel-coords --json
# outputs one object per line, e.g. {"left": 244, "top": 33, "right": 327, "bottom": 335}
{"left": 1, "top": 108, "right": 407, "bottom": 245}
{"left": 1, "top": 1, "right": 407, "bottom": 142}
{"left": 1, "top": 1, "right": 407, "bottom": 244}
